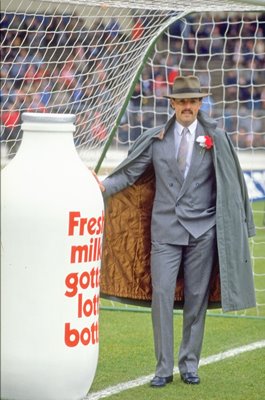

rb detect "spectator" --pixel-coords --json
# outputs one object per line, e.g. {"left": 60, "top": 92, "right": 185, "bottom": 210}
{"left": 210, "top": 25, "right": 224, "bottom": 54}
{"left": 106, "top": 18, "right": 121, "bottom": 39}
{"left": 0, "top": 99, "right": 21, "bottom": 154}
{"left": 131, "top": 16, "right": 144, "bottom": 40}
{"left": 90, "top": 111, "right": 107, "bottom": 142}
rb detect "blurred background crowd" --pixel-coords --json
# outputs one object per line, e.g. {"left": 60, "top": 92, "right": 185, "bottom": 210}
{"left": 1, "top": 10, "right": 265, "bottom": 155}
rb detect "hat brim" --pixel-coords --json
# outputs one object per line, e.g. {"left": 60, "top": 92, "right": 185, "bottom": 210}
{"left": 164, "top": 92, "right": 211, "bottom": 99}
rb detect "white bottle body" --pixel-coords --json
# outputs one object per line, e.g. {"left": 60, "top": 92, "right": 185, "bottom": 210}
{"left": 1, "top": 113, "right": 104, "bottom": 400}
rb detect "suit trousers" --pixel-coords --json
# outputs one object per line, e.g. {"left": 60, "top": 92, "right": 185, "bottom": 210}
{"left": 150, "top": 226, "right": 217, "bottom": 377}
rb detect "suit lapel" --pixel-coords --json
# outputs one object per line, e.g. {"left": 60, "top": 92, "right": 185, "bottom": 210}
{"left": 160, "top": 121, "right": 185, "bottom": 184}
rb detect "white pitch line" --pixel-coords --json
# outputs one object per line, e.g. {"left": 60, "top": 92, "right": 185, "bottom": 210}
{"left": 84, "top": 340, "right": 265, "bottom": 400}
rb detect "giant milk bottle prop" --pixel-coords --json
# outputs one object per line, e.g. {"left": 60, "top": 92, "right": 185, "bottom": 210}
{"left": 1, "top": 113, "right": 104, "bottom": 400}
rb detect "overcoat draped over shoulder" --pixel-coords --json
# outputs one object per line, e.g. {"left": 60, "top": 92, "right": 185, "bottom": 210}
{"left": 100, "top": 111, "right": 256, "bottom": 312}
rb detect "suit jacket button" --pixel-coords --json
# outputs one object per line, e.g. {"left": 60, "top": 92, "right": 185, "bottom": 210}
{"left": 169, "top": 183, "right": 173, "bottom": 187}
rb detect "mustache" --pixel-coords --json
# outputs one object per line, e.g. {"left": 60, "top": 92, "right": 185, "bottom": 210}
{"left": 182, "top": 109, "right": 193, "bottom": 113}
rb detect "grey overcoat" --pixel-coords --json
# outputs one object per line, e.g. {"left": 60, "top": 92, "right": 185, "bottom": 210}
{"left": 100, "top": 110, "right": 256, "bottom": 312}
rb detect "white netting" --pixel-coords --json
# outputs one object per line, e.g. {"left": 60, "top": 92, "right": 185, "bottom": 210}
{"left": 1, "top": 1, "right": 265, "bottom": 162}
{"left": 1, "top": 0, "right": 264, "bottom": 315}
{"left": 36, "top": 0, "right": 265, "bottom": 12}
{"left": 119, "top": 13, "right": 265, "bottom": 147}
{"left": 1, "top": 0, "right": 181, "bottom": 160}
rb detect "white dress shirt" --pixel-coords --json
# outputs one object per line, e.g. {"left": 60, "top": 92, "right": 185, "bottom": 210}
{"left": 174, "top": 119, "right": 197, "bottom": 178}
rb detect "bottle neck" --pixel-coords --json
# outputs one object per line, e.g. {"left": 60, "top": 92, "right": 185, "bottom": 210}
{"left": 18, "top": 123, "right": 77, "bottom": 164}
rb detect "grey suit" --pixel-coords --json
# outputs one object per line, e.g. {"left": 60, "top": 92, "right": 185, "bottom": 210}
{"left": 103, "top": 117, "right": 217, "bottom": 376}
{"left": 150, "top": 118, "right": 216, "bottom": 245}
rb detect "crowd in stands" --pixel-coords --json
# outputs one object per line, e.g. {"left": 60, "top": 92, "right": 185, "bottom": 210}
{"left": 1, "top": 10, "right": 264, "bottom": 153}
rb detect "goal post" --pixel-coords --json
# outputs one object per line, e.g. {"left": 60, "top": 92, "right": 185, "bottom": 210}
{"left": 94, "top": 9, "right": 190, "bottom": 173}
{"left": 1, "top": 0, "right": 265, "bottom": 316}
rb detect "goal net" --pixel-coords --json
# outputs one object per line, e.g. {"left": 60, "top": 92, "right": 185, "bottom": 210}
{"left": 1, "top": 0, "right": 265, "bottom": 316}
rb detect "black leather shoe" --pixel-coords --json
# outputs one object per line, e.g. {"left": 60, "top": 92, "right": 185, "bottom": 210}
{"left": 181, "top": 372, "right": 200, "bottom": 385}
{"left": 150, "top": 375, "right": 173, "bottom": 387}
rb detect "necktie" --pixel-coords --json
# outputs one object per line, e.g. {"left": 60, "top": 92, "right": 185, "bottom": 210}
{"left": 177, "top": 127, "right": 189, "bottom": 177}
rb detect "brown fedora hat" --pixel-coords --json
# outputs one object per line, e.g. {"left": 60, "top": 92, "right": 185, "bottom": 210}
{"left": 164, "top": 75, "right": 211, "bottom": 99}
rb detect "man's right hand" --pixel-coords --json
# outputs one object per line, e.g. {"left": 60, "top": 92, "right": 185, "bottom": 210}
{"left": 91, "top": 170, "right": 106, "bottom": 193}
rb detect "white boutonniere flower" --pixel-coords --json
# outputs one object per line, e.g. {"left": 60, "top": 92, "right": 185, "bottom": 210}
{"left": 196, "top": 135, "right": 214, "bottom": 150}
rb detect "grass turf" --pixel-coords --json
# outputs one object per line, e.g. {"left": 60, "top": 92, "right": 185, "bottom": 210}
{"left": 89, "top": 311, "right": 265, "bottom": 399}
{"left": 90, "top": 200, "right": 264, "bottom": 398}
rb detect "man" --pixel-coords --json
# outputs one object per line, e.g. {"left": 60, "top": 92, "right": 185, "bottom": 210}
{"left": 95, "top": 75, "right": 256, "bottom": 388}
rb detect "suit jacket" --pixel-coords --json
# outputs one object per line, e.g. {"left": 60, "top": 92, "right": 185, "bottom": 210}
{"left": 100, "top": 111, "right": 256, "bottom": 312}
{"left": 104, "top": 116, "right": 216, "bottom": 244}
